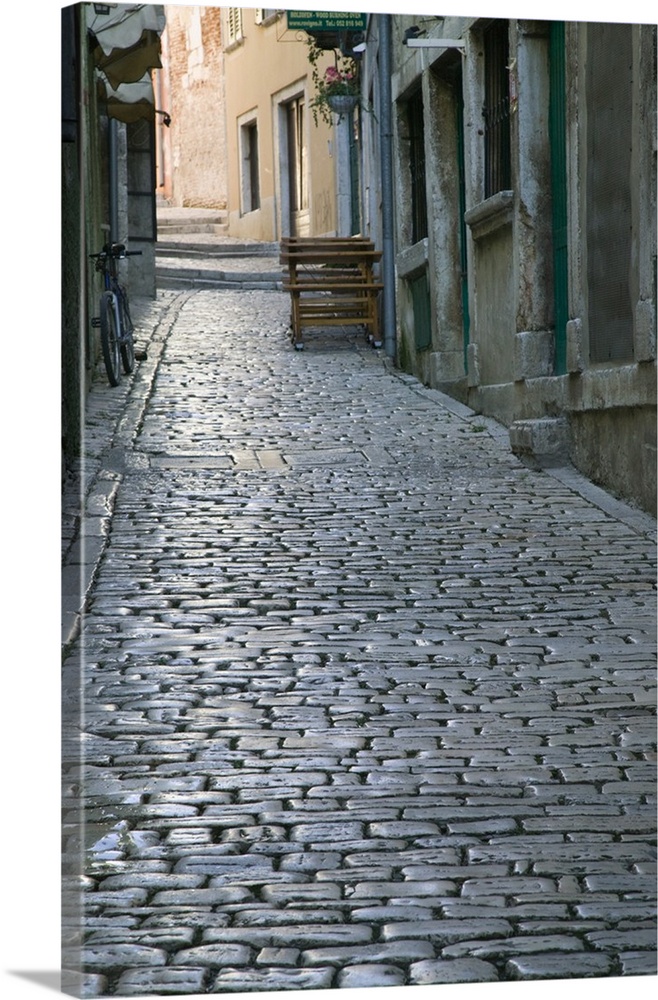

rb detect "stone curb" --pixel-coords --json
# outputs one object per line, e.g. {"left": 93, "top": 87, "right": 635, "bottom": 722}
{"left": 61, "top": 290, "right": 190, "bottom": 650}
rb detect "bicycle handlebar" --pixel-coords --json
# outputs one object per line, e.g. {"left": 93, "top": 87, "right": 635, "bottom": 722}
{"left": 89, "top": 245, "right": 143, "bottom": 263}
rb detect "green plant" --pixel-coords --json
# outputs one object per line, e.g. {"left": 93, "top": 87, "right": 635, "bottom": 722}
{"left": 307, "top": 38, "right": 360, "bottom": 127}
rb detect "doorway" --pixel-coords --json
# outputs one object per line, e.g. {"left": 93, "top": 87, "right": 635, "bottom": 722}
{"left": 285, "top": 96, "right": 309, "bottom": 236}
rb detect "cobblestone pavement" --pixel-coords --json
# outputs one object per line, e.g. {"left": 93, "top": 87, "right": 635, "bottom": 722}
{"left": 62, "top": 273, "right": 657, "bottom": 998}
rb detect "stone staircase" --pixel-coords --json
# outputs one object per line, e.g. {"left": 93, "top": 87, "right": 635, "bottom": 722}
{"left": 157, "top": 206, "right": 229, "bottom": 236}
{"left": 156, "top": 207, "right": 283, "bottom": 290}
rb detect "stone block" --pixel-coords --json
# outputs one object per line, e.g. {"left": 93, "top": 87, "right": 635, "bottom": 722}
{"left": 467, "top": 343, "right": 480, "bottom": 386}
{"left": 566, "top": 317, "right": 585, "bottom": 373}
{"left": 635, "top": 298, "right": 656, "bottom": 362}
{"left": 509, "top": 417, "right": 569, "bottom": 463}
{"left": 430, "top": 349, "right": 466, "bottom": 383}
{"left": 338, "top": 964, "right": 407, "bottom": 988}
{"left": 505, "top": 951, "right": 613, "bottom": 979}
{"left": 513, "top": 330, "right": 553, "bottom": 380}
{"left": 410, "top": 957, "right": 499, "bottom": 984}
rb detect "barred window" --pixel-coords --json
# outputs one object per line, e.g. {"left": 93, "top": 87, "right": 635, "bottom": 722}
{"left": 407, "top": 90, "right": 428, "bottom": 244}
{"left": 483, "top": 20, "right": 511, "bottom": 197}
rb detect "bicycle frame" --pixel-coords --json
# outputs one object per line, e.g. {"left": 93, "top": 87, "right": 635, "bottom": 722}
{"left": 90, "top": 242, "right": 141, "bottom": 385}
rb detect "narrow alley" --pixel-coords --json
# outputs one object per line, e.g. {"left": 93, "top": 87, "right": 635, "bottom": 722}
{"left": 62, "top": 236, "right": 657, "bottom": 997}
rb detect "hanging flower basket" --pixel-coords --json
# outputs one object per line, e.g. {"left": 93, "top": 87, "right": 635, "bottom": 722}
{"left": 307, "top": 43, "right": 361, "bottom": 127}
{"left": 327, "top": 93, "right": 359, "bottom": 115}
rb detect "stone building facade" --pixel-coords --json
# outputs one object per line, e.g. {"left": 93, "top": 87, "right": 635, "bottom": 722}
{"left": 155, "top": 8, "right": 345, "bottom": 241}
{"left": 155, "top": 5, "right": 228, "bottom": 210}
{"left": 358, "top": 13, "right": 656, "bottom": 513}
{"left": 61, "top": 3, "right": 165, "bottom": 470}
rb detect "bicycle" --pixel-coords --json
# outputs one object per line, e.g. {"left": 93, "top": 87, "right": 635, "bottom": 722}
{"left": 89, "top": 242, "right": 142, "bottom": 386}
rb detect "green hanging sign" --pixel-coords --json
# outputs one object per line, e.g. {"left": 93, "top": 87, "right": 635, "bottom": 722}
{"left": 286, "top": 11, "right": 368, "bottom": 32}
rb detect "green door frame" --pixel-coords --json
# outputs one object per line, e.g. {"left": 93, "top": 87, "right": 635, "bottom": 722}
{"left": 549, "top": 21, "right": 568, "bottom": 375}
{"left": 455, "top": 73, "right": 470, "bottom": 372}
{"left": 348, "top": 109, "right": 361, "bottom": 235}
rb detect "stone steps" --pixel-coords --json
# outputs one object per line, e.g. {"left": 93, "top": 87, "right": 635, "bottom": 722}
{"left": 156, "top": 206, "right": 229, "bottom": 236}
{"left": 159, "top": 222, "right": 229, "bottom": 235}
{"left": 156, "top": 266, "right": 284, "bottom": 291}
{"left": 155, "top": 207, "right": 283, "bottom": 288}
{"left": 156, "top": 242, "right": 280, "bottom": 258}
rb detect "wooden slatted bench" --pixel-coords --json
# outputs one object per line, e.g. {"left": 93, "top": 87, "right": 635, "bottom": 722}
{"left": 280, "top": 236, "right": 383, "bottom": 350}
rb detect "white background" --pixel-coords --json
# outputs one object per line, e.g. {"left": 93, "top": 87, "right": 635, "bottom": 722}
{"left": 2, "top": 1, "right": 655, "bottom": 998}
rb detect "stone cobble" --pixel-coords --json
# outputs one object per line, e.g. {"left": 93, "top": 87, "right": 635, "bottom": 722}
{"left": 62, "top": 272, "right": 657, "bottom": 997}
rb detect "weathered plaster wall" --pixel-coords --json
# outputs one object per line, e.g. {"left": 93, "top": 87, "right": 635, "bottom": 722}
{"left": 223, "top": 12, "right": 337, "bottom": 241}
{"left": 163, "top": 5, "right": 227, "bottom": 209}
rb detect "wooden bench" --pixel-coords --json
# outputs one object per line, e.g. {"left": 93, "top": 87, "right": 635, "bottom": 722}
{"left": 280, "top": 236, "right": 383, "bottom": 350}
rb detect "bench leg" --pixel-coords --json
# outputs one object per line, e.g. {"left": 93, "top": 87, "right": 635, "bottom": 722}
{"left": 290, "top": 295, "right": 303, "bottom": 349}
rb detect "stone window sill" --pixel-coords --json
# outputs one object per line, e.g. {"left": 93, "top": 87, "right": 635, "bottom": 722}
{"left": 465, "top": 190, "right": 514, "bottom": 240}
{"left": 224, "top": 36, "right": 245, "bottom": 53}
{"left": 397, "top": 238, "right": 428, "bottom": 278}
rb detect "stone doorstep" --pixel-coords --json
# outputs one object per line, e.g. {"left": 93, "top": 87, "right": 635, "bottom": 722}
{"left": 508, "top": 418, "right": 569, "bottom": 463}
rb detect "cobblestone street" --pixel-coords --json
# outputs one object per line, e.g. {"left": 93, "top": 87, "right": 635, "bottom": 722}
{"left": 62, "top": 267, "right": 657, "bottom": 997}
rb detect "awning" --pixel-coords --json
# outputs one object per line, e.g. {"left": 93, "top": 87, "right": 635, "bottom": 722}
{"left": 88, "top": 4, "right": 166, "bottom": 122}
{"left": 96, "top": 72, "right": 159, "bottom": 125}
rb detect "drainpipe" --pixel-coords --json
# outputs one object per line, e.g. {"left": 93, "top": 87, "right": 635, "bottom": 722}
{"left": 378, "top": 14, "right": 396, "bottom": 358}
{"left": 108, "top": 116, "right": 119, "bottom": 243}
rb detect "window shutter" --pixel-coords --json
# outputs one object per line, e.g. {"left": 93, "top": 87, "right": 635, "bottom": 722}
{"left": 227, "top": 8, "right": 243, "bottom": 45}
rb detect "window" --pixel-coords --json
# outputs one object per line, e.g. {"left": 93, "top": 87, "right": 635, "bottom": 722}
{"left": 225, "top": 8, "right": 243, "bottom": 47}
{"left": 483, "top": 20, "right": 511, "bottom": 197}
{"left": 254, "top": 9, "right": 279, "bottom": 25}
{"left": 411, "top": 270, "right": 432, "bottom": 350}
{"left": 240, "top": 120, "right": 260, "bottom": 214}
{"left": 407, "top": 90, "right": 428, "bottom": 244}
{"left": 287, "top": 98, "right": 308, "bottom": 214}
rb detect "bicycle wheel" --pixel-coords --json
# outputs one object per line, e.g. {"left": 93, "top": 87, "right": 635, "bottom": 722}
{"left": 118, "top": 287, "right": 135, "bottom": 374}
{"left": 100, "top": 291, "right": 121, "bottom": 386}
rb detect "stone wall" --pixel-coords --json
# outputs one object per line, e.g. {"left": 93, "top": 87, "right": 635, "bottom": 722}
{"left": 571, "top": 408, "right": 657, "bottom": 516}
{"left": 386, "top": 14, "right": 656, "bottom": 513}
{"left": 161, "top": 5, "right": 227, "bottom": 210}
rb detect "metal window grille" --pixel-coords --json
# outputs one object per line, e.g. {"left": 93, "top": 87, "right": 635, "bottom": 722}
{"left": 408, "top": 90, "right": 428, "bottom": 243}
{"left": 483, "top": 20, "right": 511, "bottom": 197}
